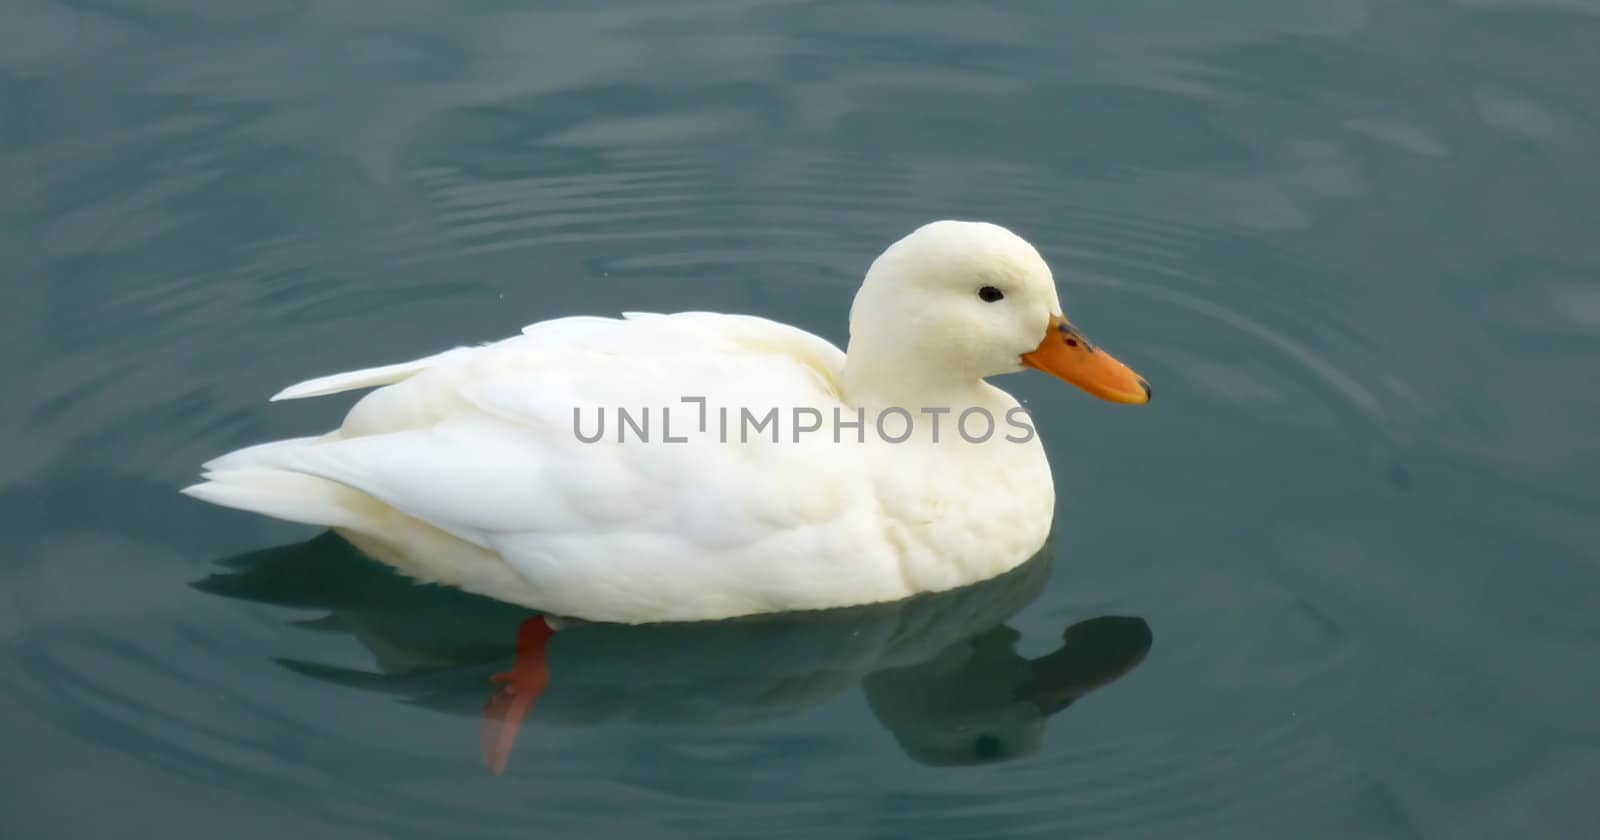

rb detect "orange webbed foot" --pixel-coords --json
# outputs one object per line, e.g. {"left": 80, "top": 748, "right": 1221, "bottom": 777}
{"left": 481, "top": 616, "right": 555, "bottom": 775}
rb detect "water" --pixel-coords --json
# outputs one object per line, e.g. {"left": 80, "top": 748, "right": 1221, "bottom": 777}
{"left": 3, "top": 0, "right": 1598, "bottom": 836}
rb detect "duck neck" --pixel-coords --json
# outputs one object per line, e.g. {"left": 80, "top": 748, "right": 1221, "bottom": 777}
{"left": 840, "top": 345, "right": 993, "bottom": 416}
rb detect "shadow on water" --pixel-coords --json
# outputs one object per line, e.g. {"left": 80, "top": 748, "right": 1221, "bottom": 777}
{"left": 194, "top": 532, "right": 1152, "bottom": 773}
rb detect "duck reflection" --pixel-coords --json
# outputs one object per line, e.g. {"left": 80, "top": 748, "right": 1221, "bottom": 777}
{"left": 194, "top": 533, "right": 1152, "bottom": 773}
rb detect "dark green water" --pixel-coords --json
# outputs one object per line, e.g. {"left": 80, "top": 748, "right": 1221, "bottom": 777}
{"left": 4, "top": 1, "right": 1599, "bottom": 837}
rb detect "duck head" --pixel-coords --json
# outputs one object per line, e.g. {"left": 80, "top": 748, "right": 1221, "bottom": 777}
{"left": 844, "top": 220, "right": 1150, "bottom": 405}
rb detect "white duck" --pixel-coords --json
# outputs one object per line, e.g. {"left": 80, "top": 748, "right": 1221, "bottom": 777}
{"left": 185, "top": 220, "right": 1150, "bottom": 624}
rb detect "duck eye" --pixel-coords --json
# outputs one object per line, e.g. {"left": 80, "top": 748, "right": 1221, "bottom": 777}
{"left": 978, "top": 286, "right": 1004, "bottom": 303}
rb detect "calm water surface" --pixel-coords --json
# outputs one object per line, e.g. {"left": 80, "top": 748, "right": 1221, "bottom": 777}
{"left": 4, "top": 1, "right": 1599, "bottom": 837}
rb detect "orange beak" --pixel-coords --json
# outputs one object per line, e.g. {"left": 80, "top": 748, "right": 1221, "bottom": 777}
{"left": 1021, "top": 314, "right": 1151, "bottom": 405}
